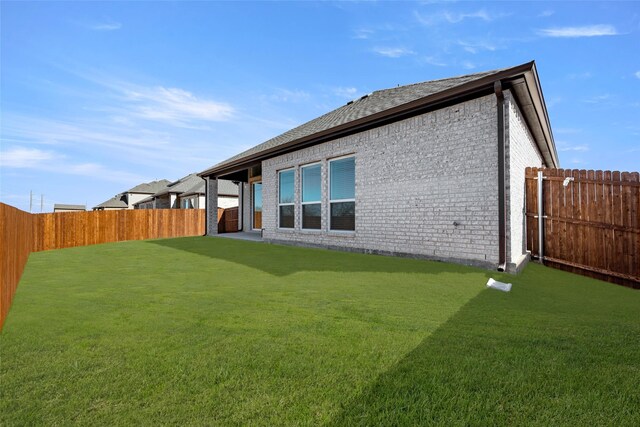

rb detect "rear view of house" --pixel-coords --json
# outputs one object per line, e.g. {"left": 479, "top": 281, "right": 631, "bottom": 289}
{"left": 200, "top": 61, "right": 558, "bottom": 272}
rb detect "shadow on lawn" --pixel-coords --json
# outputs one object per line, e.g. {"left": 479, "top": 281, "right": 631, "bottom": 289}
{"left": 147, "top": 236, "right": 498, "bottom": 279}
{"left": 330, "top": 266, "right": 640, "bottom": 426}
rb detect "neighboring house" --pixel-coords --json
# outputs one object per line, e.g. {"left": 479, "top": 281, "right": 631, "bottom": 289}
{"left": 200, "top": 61, "right": 559, "bottom": 273}
{"left": 93, "top": 180, "right": 170, "bottom": 211}
{"left": 133, "top": 174, "right": 239, "bottom": 209}
{"left": 53, "top": 204, "right": 86, "bottom": 213}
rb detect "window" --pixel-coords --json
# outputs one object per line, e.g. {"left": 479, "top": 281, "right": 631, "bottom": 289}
{"left": 278, "top": 169, "right": 295, "bottom": 228}
{"left": 181, "top": 198, "right": 194, "bottom": 209}
{"left": 301, "top": 163, "right": 321, "bottom": 229}
{"left": 329, "top": 156, "right": 355, "bottom": 231}
{"left": 252, "top": 182, "right": 262, "bottom": 229}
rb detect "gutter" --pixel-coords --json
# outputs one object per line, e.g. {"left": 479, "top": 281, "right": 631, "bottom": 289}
{"left": 494, "top": 80, "right": 507, "bottom": 272}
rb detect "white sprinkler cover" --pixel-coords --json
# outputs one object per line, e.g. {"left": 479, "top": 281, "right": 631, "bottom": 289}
{"left": 486, "top": 278, "right": 512, "bottom": 292}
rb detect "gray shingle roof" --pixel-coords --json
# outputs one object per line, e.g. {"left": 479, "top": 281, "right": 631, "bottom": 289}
{"left": 127, "top": 179, "right": 171, "bottom": 194}
{"left": 53, "top": 204, "right": 86, "bottom": 211}
{"left": 93, "top": 194, "right": 127, "bottom": 209}
{"left": 156, "top": 174, "right": 203, "bottom": 196}
{"left": 179, "top": 181, "right": 205, "bottom": 197}
{"left": 135, "top": 195, "right": 154, "bottom": 205}
{"left": 217, "top": 179, "right": 239, "bottom": 196}
{"left": 204, "top": 67, "right": 508, "bottom": 174}
{"left": 180, "top": 179, "right": 238, "bottom": 197}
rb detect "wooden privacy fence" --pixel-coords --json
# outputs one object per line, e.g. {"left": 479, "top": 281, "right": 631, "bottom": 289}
{"left": 0, "top": 204, "right": 205, "bottom": 329}
{"left": 0, "top": 204, "right": 34, "bottom": 330}
{"left": 525, "top": 167, "right": 639, "bottom": 289}
{"left": 218, "top": 207, "right": 239, "bottom": 233}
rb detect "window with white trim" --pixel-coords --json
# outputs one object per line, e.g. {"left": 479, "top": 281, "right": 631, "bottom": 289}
{"left": 329, "top": 156, "right": 355, "bottom": 231}
{"left": 278, "top": 169, "right": 295, "bottom": 228}
{"left": 181, "top": 198, "right": 194, "bottom": 209}
{"left": 301, "top": 163, "right": 321, "bottom": 229}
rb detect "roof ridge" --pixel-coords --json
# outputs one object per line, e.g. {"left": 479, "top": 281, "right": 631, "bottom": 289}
{"left": 371, "top": 67, "right": 507, "bottom": 95}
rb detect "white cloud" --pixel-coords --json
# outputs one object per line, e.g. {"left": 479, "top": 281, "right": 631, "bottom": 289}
{"left": 0, "top": 147, "right": 57, "bottom": 167}
{"left": 557, "top": 143, "right": 590, "bottom": 152}
{"left": 538, "top": 10, "right": 554, "bottom": 17}
{"left": 332, "top": 87, "right": 358, "bottom": 98}
{"left": 583, "top": 94, "right": 612, "bottom": 104}
{"left": 461, "top": 61, "right": 476, "bottom": 70}
{"left": 0, "top": 146, "right": 146, "bottom": 184}
{"left": 372, "top": 46, "right": 415, "bottom": 58}
{"left": 538, "top": 25, "right": 618, "bottom": 38}
{"left": 124, "top": 86, "right": 234, "bottom": 124}
{"left": 55, "top": 69, "right": 235, "bottom": 127}
{"left": 545, "top": 96, "right": 563, "bottom": 108}
{"left": 268, "top": 88, "right": 311, "bottom": 103}
{"left": 415, "top": 9, "right": 504, "bottom": 26}
{"left": 457, "top": 40, "right": 498, "bottom": 54}
{"left": 555, "top": 127, "right": 582, "bottom": 135}
{"left": 443, "top": 10, "right": 492, "bottom": 23}
{"left": 635, "top": 71, "right": 640, "bottom": 79}
{"left": 89, "top": 22, "right": 122, "bottom": 31}
{"left": 353, "top": 28, "right": 374, "bottom": 40}
{"left": 421, "top": 56, "right": 447, "bottom": 67}
{"left": 568, "top": 72, "right": 592, "bottom": 80}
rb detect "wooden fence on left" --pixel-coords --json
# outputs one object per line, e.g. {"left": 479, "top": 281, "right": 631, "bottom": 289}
{"left": 0, "top": 203, "right": 205, "bottom": 329}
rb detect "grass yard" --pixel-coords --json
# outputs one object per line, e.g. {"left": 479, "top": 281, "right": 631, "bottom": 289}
{"left": 1, "top": 237, "right": 639, "bottom": 425}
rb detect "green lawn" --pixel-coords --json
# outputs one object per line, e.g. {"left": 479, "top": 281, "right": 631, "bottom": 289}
{"left": 1, "top": 237, "right": 639, "bottom": 426}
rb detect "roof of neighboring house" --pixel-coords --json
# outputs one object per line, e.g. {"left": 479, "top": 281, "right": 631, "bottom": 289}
{"left": 135, "top": 195, "right": 154, "bottom": 205}
{"left": 53, "top": 204, "right": 86, "bottom": 211}
{"left": 201, "top": 61, "right": 558, "bottom": 177}
{"left": 180, "top": 179, "right": 238, "bottom": 197}
{"left": 179, "top": 181, "right": 205, "bottom": 198}
{"left": 155, "top": 173, "right": 203, "bottom": 196}
{"left": 218, "top": 179, "right": 239, "bottom": 196}
{"left": 93, "top": 194, "right": 127, "bottom": 209}
{"left": 127, "top": 179, "right": 171, "bottom": 194}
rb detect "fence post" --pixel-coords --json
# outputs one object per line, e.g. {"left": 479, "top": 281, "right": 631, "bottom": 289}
{"left": 537, "top": 169, "right": 544, "bottom": 263}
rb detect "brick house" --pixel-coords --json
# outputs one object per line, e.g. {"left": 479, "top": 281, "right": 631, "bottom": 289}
{"left": 199, "top": 61, "right": 559, "bottom": 272}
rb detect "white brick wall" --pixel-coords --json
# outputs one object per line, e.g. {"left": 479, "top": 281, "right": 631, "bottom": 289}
{"left": 260, "top": 94, "right": 501, "bottom": 268}
{"left": 505, "top": 90, "right": 544, "bottom": 270}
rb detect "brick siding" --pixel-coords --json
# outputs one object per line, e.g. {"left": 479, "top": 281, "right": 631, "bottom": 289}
{"left": 260, "top": 94, "right": 501, "bottom": 268}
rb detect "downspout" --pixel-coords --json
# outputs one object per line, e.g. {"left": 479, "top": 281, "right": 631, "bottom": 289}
{"left": 204, "top": 176, "right": 209, "bottom": 236}
{"left": 494, "top": 81, "right": 507, "bottom": 272}
{"left": 236, "top": 182, "right": 243, "bottom": 231}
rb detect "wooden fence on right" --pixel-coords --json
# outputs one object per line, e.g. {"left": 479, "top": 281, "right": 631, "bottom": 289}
{"left": 525, "top": 167, "right": 639, "bottom": 289}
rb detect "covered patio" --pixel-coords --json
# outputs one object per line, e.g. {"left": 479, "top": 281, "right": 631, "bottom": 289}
{"left": 204, "top": 164, "right": 262, "bottom": 236}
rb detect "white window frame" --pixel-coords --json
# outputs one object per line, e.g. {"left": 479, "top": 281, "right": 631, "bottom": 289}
{"left": 328, "top": 155, "right": 355, "bottom": 233}
{"left": 278, "top": 168, "right": 296, "bottom": 229}
{"left": 300, "top": 162, "right": 322, "bottom": 231}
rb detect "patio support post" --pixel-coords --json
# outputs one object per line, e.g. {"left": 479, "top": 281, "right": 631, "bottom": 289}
{"left": 206, "top": 177, "right": 219, "bottom": 235}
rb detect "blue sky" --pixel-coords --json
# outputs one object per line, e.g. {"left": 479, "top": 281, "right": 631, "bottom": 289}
{"left": 1, "top": 1, "right": 639, "bottom": 212}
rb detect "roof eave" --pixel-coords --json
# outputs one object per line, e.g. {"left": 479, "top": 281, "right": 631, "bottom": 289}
{"left": 201, "top": 61, "right": 558, "bottom": 176}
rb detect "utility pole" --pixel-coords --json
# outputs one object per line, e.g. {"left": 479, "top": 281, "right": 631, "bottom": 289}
{"left": 29, "top": 190, "right": 33, "bottom": 213}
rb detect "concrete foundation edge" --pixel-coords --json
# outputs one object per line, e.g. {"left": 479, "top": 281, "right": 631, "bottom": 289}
{"left": 264, "top": 238, "right": 502, "bottom": 272}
